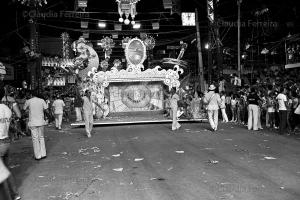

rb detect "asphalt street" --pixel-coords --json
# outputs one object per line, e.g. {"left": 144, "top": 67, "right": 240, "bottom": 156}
{"left": 8, "top": 122, "right": 300, "bottom": 200}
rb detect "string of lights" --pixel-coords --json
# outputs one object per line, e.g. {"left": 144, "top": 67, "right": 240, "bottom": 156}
{"left": 37, "top": 22, "right": 196, "bottom": 35}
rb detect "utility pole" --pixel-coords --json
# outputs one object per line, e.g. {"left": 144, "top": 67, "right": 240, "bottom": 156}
{"left": 195, "top": 9, "right": 205, "bottom": 92}
{"left": 214, "top": 0, "right": 223, "bottom": 80}
{"left": 237, "top": 0, "right": 242, "bottom": 77}
{"left": 207, "top": 31, "right": 212, "bottom": 83}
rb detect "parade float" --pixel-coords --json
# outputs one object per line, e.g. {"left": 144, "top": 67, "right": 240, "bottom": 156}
{"left": 40, "top": 32, "right": 205, "bottom": 123}
{"left": 69, "top": 34, "right": 183, "bottom": 116}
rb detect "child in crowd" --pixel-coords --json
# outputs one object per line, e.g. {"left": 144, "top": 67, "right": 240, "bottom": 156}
{"left": 230, "top": 94, "right": 237, "bottom": 122}
{"left": 267, "top": 93, "right": 276, "bottom": 129}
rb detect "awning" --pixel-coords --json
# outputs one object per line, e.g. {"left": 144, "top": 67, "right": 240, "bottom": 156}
{"left": 285, "top": 63, "right": 300, "bottom": 69}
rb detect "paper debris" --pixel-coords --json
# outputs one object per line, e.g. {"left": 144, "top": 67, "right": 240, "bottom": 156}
{"left": 82, "top": 161, "right": 95, "bottom": 164}
{"left": 175, "top": 151, "right": 184, "bottom": 154}
{"left": 61, "top": 152, "right": 68, "bottom": 155}
{"left": 264, "top": 156, "right": 277, "bottom": 160}
{"left": 168, "top": 167, "right": 173, "bottom": 171}
{"left": 112, "top": 154, "right": 121, "bottom": 157}
{"left": 82, "top": 152, "right": 89, "bottom": 155}
{"left": 134, "top": 158, "right": 144, "bottom": 162}
{"left": 280, "top": 186, "right": 285, "bottom": 189}
{"left": 113, "top": 168, "right": 123, "bottom": 172}
{"left": 150, "top": 178, "right": 157, "bottom": 180}
{"left": 93, "top": 149, "right": 101, "bottom": 153}
{"left": 204, "top": 148, "right": 215, "bottom": 150}
{"left": 94, "top": 165, "right": 101, "bottom": 169}
{"left": 38, "top": 175, "right": 45, "bottom": 178}
{"left": 208, "top": 160, "right": 219, "bottom": 164}
{"left": 78, "top": 148, "right": 88, "bottom": 153}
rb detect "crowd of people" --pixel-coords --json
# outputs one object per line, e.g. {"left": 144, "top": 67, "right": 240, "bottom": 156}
{"left": 167, "top": 68, "right": 300, "bottom": 135}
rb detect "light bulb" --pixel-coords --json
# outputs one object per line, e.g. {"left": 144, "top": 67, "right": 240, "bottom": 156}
{"left": 124, "top": 19, "right": 130, "bottom": 25}
{"left": 119, "top": 17, "right": 124, "bottom": 23}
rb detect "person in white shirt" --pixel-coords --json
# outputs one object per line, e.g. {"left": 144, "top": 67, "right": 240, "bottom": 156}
{"left": 220, "top": 91, "right": 228, "bottom": 123}
{"left": 82, "top": 90, "right": 94, "bottom": 138}
{"left": 276, "top": 87, "right": 289, "bottom": 135}
{"left": 203, "top": 84, "right": 222, "bottom": 131}
{"left": 0, "top": 87, "right": 21, "bottom": 200}
{"left": 170, "top": 88, "right": 181, "bottom": 131}
{"left": 23, "top": 91, "right": 48, "bottom": 160}
{"left": 52, "top": 95, "right": 65, "bottom": 130}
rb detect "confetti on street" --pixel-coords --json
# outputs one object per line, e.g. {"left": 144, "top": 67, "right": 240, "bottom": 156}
{"left": 134, "top": 158, "right": 144, "bottom": 162}
{"left": 264, "top": 156, "right": 277, "bottom": 160}
{"left": 113, "top": 168, "right": 124, "bottom": 172}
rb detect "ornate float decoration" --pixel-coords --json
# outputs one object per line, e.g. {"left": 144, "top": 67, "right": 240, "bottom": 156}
{"left": 18, "top": 0, "right": 47, "bottom": 6}
{"left": 112, "top": 59, "right": 122, "bottom": 70}
{"left": 116, "top": 0, "right": 140, "bottom": 25}
{"left": 162, "top": 41, "right": 188, "bottom": 68}
{"left": 89, "top": 37, "right": 183, "bottom": 90}
{"left": 99, "top": 36, "right": 115, "bottom": 60}
{"left": 61, "top": 32, "right": 70, "bottom": 59}
{"left": 72, "top": 37, "right": 99, "bottom": 78}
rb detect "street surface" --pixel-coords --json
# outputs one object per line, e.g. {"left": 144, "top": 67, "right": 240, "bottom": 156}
{"left": 8, "top": 122, "right": 300, "bottom": 200}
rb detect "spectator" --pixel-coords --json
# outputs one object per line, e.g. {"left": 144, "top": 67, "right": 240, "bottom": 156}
{"left": 247, "top": 88, "right": 260, "bottom": 131}
{"left": 82, "top": 90, "right": 94, "bottom": 138}
{"left": 52, "top": 95, "right": 65, "bottom": 130}
{"left": 23, "top": 91, "right": 48, "bottom": 160}
{"left": 220, "top": 91, "right": 228, "bottom": 123}
{"left": 276, "top": 87, "right": 288, "bottom": 135}
{"left": 74, "top": 90, "right": 83, "bottom": 122}
{"left": 170, "top": 88, "right": 181, "bottom": 131}
{"left": 0, "top": 87, "right": 21, "bottom": 200}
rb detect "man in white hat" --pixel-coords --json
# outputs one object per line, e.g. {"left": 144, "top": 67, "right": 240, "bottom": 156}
{"left": 203, "top": 84, "right": 222, "bottom": 131}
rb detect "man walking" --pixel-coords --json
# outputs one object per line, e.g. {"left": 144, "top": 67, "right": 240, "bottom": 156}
{"left": 23, "top": 91, "right": 48, "bottom": 160}
{"left": 82, "top": 90, "right": 94, "bottom": 138}
{"left": 52, "top": 95, "right": 65, "bottom": 130}
{"left": 203, "top": 84, "right": 222, "bottom": 131}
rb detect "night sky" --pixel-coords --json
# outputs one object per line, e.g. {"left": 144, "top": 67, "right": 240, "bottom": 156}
{"left": 0, "top": 0, "right": 299, "bottom": 60}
